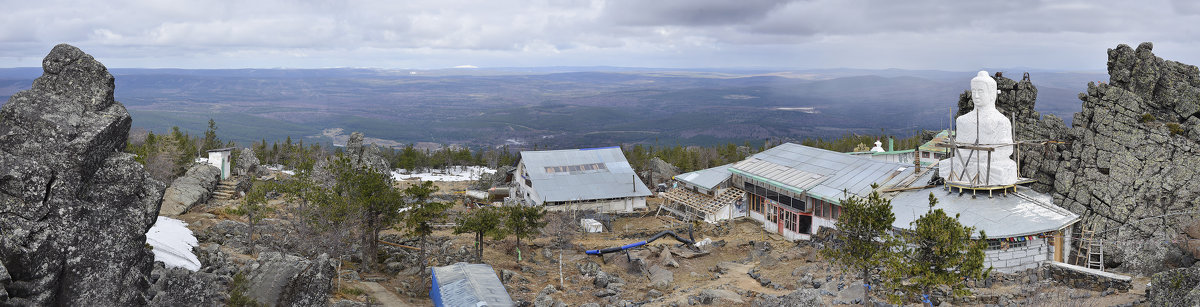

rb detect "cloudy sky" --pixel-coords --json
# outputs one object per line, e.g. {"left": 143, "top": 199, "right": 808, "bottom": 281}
{"left": 1, "top": 0, "right": 1197, "bottom": 70}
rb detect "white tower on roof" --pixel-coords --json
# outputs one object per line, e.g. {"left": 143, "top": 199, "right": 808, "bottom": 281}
{"left": 939, "top": 71, "right": 1018, "bottom": 186}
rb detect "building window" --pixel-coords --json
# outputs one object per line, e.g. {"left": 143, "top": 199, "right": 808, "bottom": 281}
{"left": 831, "top": 204, "right": 841, "bottom": 220}
{"left": 986, "top": 238, "right": 1030, "bottom": 251}
{"left": 748, "top": 194, "right": 763, "bottom": 214}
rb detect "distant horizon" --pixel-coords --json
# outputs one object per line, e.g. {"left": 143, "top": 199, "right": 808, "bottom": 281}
{"left": 0, "top": 65, "right": 1108, "bottom": 74}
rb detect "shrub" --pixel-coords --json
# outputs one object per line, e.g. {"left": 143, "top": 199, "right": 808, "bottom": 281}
{"left": 1167, "top": 123, "right": 1184, "bottom": 135}
{"left": 1140, "top": 113, "right": 1156, "bottom": 123}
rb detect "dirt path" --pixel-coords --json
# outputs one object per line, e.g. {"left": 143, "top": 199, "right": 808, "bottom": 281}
{"left": 360, "top": 281, "right": 414, "bottom": 307}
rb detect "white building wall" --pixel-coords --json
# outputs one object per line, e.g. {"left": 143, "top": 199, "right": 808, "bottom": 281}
{"left": 811, "top": 216, "right": 837, "bottom": 233}
{"left": 985, "top": 237, "right": 1050, "bottom": 273}
{"left": 207, "top": 151, "right": 231, "bottom": 180}
{"left": 542, "top": 196, "right": 646, "bottom": 213}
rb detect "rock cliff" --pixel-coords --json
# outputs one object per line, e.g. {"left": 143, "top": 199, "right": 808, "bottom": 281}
{"left": 959, "top": 42, "right": 1200, "bottom": 274}
{"left": 0, "top": 44, "right": 165, "bottom": 305}
{"left": 159, "top": 164, "right": 221, "bottom": 216}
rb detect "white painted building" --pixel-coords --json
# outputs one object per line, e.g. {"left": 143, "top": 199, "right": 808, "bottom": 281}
{"left": 206, "top": 147, "right": 234, "bottom": 180}
{"left": 514, "top": 146, "right": 652, "bottom": 213}
{"left": 729, "top": 143, "right": 922, "bottom": 241}
{"left": 888, "top": 186, "right": 1078, "bottom": 273}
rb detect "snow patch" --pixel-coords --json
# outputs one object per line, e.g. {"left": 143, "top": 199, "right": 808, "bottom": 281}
{"left": 391, "top": 166, "right": 496, "bottom": 182}
{"left": 146, "top": 216, "right": 201, "bottom": 271}
{"left": 263, "top": 164, "right": 296, "bottom": 175}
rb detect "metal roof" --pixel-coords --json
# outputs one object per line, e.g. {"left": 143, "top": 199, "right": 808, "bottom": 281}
{"left": 730, "top": 143, "right": 917, "bottom": 202}
{"left": 888, "top": 186, "right": 1080, "bottom": 238}
{"left": 519, "top": 146, "right": 652, "bottom": 203}
{"left": 674, "top": 163, "right": 734, "bottom": 190}
{"left": 431, "top": 262, "right": 513, "bottom": 307}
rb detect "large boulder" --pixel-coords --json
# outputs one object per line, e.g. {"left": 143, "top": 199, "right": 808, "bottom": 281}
{"left": 237, "top": 147, "right": 261, "bottom": 177}
{"left": 977, "top": 42, "right": 1200, "bottom": 274}
{"left": 245, "top": 252, "right": 335, "bottom": 306}
{"left": 0, "top": 44, "right": 165, "bottom": 305}
{"left": 159, "top": 164, "right": 221, "bottom": 216}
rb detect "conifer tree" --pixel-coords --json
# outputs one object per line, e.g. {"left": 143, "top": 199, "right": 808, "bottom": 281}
{"left": 453, "top": 206, "right": 506, "bottom": 262}
{"left": 886, "top": 193, "right": 990, "bottom": 304}
{"left": 821, "top": 187, "right": 898, "bottom": 306}
{"left": 503, "top": 205, "right": 546, "bottom": 262}
{"left": 400, "top": 181, "right": 451, "bottom": 271}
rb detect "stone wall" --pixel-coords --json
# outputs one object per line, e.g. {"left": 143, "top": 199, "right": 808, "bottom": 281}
{"left": 985, "top": 237, "right": 1049, "bottom": 273}
{"left": 1046, "top": 262, "right": 1131, "bottom": 293}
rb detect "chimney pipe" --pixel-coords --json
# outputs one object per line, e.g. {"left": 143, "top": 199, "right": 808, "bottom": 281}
{"left": 888, "top": 138, "right": 894, "bottom": 152}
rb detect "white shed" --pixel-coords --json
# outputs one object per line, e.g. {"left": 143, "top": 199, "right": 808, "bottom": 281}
{"left": 206, "top": 148, "right": 234, "bottom": 180}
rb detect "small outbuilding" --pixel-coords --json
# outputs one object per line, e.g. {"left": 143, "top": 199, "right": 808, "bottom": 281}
{"left": 206, "top": 147, "right": 234, "bottom": 180}
{"left": 660, "top": 163, "right": 747, "bottom": 223}
{"left": 431, "top": 262, "right": 513, "bottom": 307}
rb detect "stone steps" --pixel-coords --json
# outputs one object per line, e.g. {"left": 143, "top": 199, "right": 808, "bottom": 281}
{"left": 211, "top": 180, "right": 239, "bottom": 201}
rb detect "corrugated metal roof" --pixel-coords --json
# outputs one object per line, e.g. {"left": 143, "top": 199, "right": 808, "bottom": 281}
{"left": 731, "top": 143, "right": 916, "bottom": 202}
{"left": 675, "top": 163, "right": 734, "bottom": 190}
{"left": 431, "top": 262, "right": 514, "bottom": 307}
{"left": 888, "top": 186, "right": 1079, "bottom": 238}
{"left": 520, "top": 147, "right": 652, "bottom": 202}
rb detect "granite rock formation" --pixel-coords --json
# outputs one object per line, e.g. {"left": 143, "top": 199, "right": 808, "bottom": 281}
{"left": 345, "top": 132, "right": 390, "bottom": 173}
{"left": 960, "top": 42, "right": 1200, "bottom": 274}
{"left": 0, "top": 44, "right": 165, "bottom": 305}
{"left": 313, "top": 131, "right": 391, "bottom": 188}
{"left": 237, "top": 147, "right": 261, "bottom": 177}
{"left": 159, "top": 164, "right": 221, "bottom": 216}
{"left": 246, "top": 252, "right": 335, "bottom": 306}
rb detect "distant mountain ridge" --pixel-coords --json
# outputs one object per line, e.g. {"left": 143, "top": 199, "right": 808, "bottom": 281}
{"left": 0, "top": 67, "right": 1103, "bottom": 148}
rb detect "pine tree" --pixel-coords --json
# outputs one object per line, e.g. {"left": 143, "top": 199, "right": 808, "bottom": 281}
{"left": 453, "top": 206, "right": 507, "bottom": 262}
{"left": 821, "top": 187, "right": 898, "bottom": 306}
{"left": 886, "top": 193, "right": 990, "bottom": 304}
{"left": 235, "top": 179, "right": 274, "bottom": 254}
{"left": 503, "top": 205, "right": 546, "bottom": 262}
{"left": 400, "top": 181, "right": 451, "bottom": 271}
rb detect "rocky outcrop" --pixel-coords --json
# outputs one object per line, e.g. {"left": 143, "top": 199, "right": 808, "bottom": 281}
{"left": 245, "top": 252, "right": 335, "bottom": 306}
{"left": 147, "top": 264, "right": 229, "bottom": 306}
{"left": 345, "top": 132, "right": 390, "bottom": 173}
{"left": 0, "top": 44, "right": 165, "bottom": 305}
{"left": 237, "top": 147, "right": 261, "bottom": 177}
{"left": 968, "top": 42, "right": 1200, "bottom": 274}
{"left": 471, "top": 165, "right": 515, "bottom": 190}
{"left": 1147, "top": 267, "right": 1200, "bottom": 306}
{"left": 312, "top": 131, "right": 390, "bottom": 188}
{"left": 159, "top": 164, "right": 221, "bottom": 216}
{"left": 643, "top": 157, "right": 681, "bottom": 186}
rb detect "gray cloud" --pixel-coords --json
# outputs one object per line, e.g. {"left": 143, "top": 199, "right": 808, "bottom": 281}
{"left": 601, "top": 0, "right": 795, "bottom": 26}
{"left": 0, "top": 0, "right": 1196, "bottom": 69}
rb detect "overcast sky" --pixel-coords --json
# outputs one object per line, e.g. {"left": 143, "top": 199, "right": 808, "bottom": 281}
{"left": 1, "top": 0, "right": 1197, "bottom": 70}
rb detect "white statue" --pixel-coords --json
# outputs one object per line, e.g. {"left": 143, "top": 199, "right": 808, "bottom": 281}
{"left": 939, "top": 71, "right": 1018, "bottom": 186}
{"left": 870, "top": 140, "right": 885, "bottom": 152}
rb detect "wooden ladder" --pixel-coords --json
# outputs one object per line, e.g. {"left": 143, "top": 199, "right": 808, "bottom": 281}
{"left": 1074, "top": 226, "right": 1104, "bottom": 271}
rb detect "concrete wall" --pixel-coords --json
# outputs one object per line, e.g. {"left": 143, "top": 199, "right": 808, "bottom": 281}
{"left": 986, "top": 237, "right": 1049, "bottom": 273}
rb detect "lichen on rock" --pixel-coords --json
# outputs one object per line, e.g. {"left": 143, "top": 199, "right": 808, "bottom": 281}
{"left": 0, "top": 44, "right": 165, "bottom": 305}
